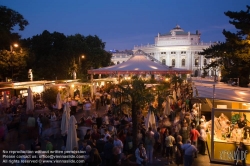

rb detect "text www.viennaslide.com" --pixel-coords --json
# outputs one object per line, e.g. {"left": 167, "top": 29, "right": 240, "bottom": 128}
{"left": 3, "top": 154, "right": 86, "bottom": 164}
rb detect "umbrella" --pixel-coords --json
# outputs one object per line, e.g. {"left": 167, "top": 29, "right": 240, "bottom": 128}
{"left": 26, "top": 87, "right": 34, "bottom": 113}
{"left": 145, "top": 110, "right": 156, "bottom": 131}
{"left": 66, "top": 115, "right": 78, "bottom": 151}
{"left": 61, "top": 103, "right": 71, "bottom": 136}
{"left": 173, "top": 90, "right": 177, "bottom": 102}
{"left": 3, "top": 91, "right": 9, "bottom": 108}
{"left": 164, "top": 96, "right": 171, "bottom": 116}
{"left": 177, "top": 87, "right": 181, "bottom": 98}
{"left": 150, "top": 111, "right": 156, "bottom": 131}
{"left": 56, "top": 92, "right": 62, "bottom": 110}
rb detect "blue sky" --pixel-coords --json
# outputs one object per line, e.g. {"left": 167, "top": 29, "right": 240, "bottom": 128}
{"left": 0, "top": 0, "right": 249, "bottom": 51}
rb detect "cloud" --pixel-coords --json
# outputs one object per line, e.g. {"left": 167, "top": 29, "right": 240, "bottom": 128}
{"left": 199, "top": 24, "right": 235, "bottom": 33}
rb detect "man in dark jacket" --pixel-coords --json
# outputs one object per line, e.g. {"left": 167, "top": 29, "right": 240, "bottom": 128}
{"left": 96, "top": 135, "right": 106, "bottom": 165}
{"left": 104, "top": 137, "right": 114, "bottom": 165}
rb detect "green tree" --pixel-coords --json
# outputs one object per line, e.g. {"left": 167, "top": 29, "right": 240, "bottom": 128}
{"left": 0, "top": 6, "right": 29, "bottom": 50}
{"left": 22, "top": 30, "right": 70, "bottom": 80}
{"left": 0, "top": 47, "right": 28, "bottom": 81}
{"left": 0, "top": 6, "right": 29, "bottom": 81}
{"left": 22, "top": 32, "right": 112, "bottom": 81}
{"left": 200, "top": 6, "right": 250, "bottom": 87}
{"left": 42, "top": 87, "right": 58, "bottom": 105}
{"left": 119, "top": 76, "right": 154, "bottom": 150}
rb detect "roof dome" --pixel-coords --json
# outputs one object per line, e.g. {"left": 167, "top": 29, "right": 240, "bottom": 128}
{"left": 171, "top": 25, "right": 184, "bottom": 32}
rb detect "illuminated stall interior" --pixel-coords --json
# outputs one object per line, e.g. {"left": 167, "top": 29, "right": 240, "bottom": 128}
{"left": 207, "top": 108, "right": 250, "bottom": 165}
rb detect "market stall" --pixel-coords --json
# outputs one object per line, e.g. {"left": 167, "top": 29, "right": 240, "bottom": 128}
{"left": 208, "top": 108, "right": 250, "bottom": 165}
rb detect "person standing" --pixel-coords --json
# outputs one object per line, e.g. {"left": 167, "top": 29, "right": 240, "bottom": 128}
{"left": 145, "top": 132, "right": 155, "bottom": 164}
{"left": 175, "top": 135, "right": 183, "bottom": 166}
{"left": 154, "top": 127, "right": 161, "bottom": 153}
{"left": 104, "top": 137, "right": 114, "bottom": 165}
{"left": 181, "top": 140, "right": 197, "bottom": 166}
{"left": 190, "top": 123, "right": 200, "bottom": 158}
{"left": 70, "top": 99, "right": 77, "bottom": 115}
{"left": 44, "top": 137, "right": 53, "bottom": 166}
{"left": 27, "top": 114, "right": 36, "bottom": 139}
{"left": 84, "top": 99, "right": 92, "bottom": 117}
{"left": 165, "top": 131, "right": 175, "bottom": 165}
{"left": 95, "top": 91, "right": 101, "bottom": 111}
{"left": 199, "top": 125, "right": 207, "bottom": 155}
{"left": 106, "top": 95, "right": 111, "bottom": 112}
{"left": 135, "top": 143, "right": 148, "bottom": 166}
{"left": 16, "top": 144, "right": 27, "bottom": 166}
{"left": 113, "top": 135, "right": 123, "bottom": 158}
{"left": 234, "top": 142, "right": 247, "bottom": 166}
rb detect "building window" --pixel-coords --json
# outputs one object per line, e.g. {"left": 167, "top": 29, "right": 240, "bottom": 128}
{"left": 204, "top": 59, "right": 207, "bottom": 65}
{"left": 162, "top": 59, "right": 166, "bottom": 65}
{"left": 181, "top": 59, "right": 185, "bottom": 67}
{"left": 191, "top": 38, "right": 193, "bottom": 40}
{"left": 161, "top": 52, "right": 166, "bottom": 54}
{"left": 117, "top": 61, "right": 120, "bottom": 64}
{"left": 171, "top": 52, "right": 176, "bottom": 54}
{"left": 195, "top": 58, "right": 199, "bottom": 66}
{"left": 172, "top": 59, "right": 175, "bottom": 67}
{"left": 152, "top": 53, "right": 154, "bottom": 55}
{"left": 181, "top": 51, "right": 186, "bottom": 54}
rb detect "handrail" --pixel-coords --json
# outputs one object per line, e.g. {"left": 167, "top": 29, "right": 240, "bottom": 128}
{"left": 136, "top": 49, "right": 163, "bottom": 65}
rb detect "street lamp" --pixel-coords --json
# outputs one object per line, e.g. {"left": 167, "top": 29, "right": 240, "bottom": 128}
{"left": 10, "top": 43, "right": 19, "bottom": 81}
{"left": 78, "top": 55, "right": 85, "bottom": 79}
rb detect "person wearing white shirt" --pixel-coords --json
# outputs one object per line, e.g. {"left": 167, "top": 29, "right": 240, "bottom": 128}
{"left": 199, "top": 126, "right": 207, "bottom": 155}
{"left": 84, "top": 100, "right": 92, "bottom": 117}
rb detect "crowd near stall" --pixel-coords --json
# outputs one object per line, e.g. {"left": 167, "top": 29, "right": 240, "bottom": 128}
{"left": 2, "top": 52, "right": 250, "bottom": 166}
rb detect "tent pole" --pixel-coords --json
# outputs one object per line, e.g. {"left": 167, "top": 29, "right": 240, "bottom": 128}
{"left": 91, "top": 73, "right": 94, "bottom": 99}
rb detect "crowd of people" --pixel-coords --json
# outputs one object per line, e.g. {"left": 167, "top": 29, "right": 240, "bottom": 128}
{"left": 71, "top": 84, "right": 209, "bottom": 166}
{"left": 0, "top": 83, "right": 210, "bottom": 166}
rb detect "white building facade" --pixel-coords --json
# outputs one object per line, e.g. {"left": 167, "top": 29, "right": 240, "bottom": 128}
{"left": 132, "top": 25, "right": 217, "bottom": 77}
{"left": 110, "top": 50, "right": 133, "bottom": 65}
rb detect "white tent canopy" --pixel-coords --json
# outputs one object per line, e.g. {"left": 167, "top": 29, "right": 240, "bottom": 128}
{"left": 88, "top": 52, "right": 191, "bottom": 75}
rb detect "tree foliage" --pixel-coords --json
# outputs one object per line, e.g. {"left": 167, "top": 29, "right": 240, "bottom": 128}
{"left": 22, "top": 31, "right": 112, "bottom": 81}
{"left": 0, "top": 48, "right": 28, "bottom": 81}
{"left": 42, "top": 87, "right": 58, "bottom": 105}
{"left": 200, "top": 6, "right": 250, "bottom": 87}
{"left": 0, "top": 6, "right": 29, "bottom": 81}
{"left": 119, "top": 76, "right": 155, "bottom": 150}
{"left": 0, "top": 6, "right": 29, "bottom": 50}
{"left": 0, "top": 6, "right": 111, "bottom": 81}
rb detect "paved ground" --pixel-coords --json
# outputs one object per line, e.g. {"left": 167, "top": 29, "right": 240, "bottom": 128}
{"left": 0, "top": 105, "right": 229, "bottom": 166}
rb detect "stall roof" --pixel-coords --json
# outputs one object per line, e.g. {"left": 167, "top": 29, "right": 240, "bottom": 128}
{"left": 194, "top": 83, "right": 250, "bottom": 103}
